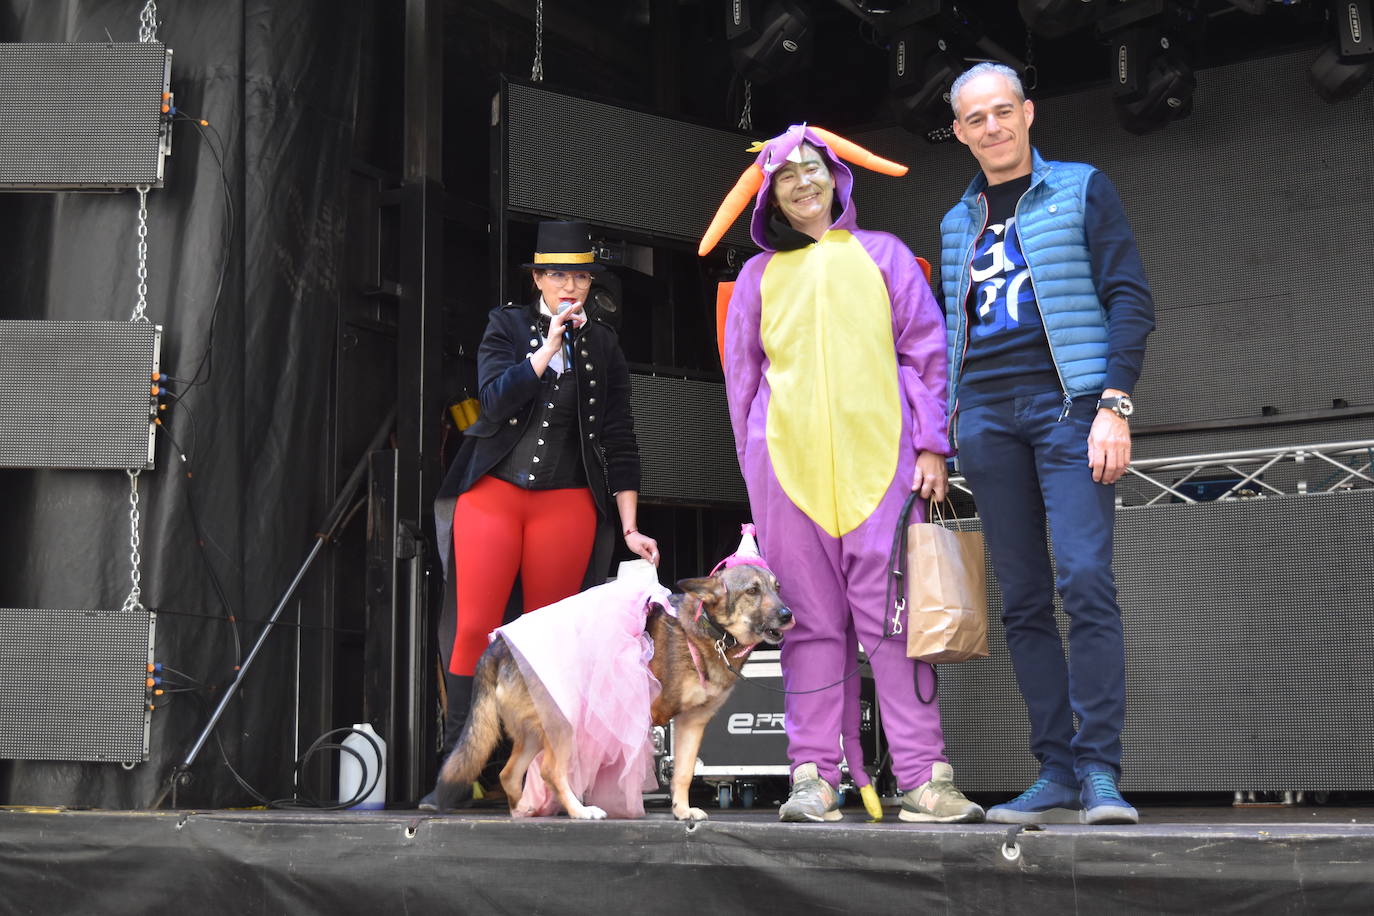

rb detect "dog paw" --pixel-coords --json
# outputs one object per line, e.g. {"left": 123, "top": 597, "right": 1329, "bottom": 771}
{"left": 674, "top": 806, "right": 709, "bottom": 822}
{"left": 571, "top": 805, "right": 607, "bottom": 820}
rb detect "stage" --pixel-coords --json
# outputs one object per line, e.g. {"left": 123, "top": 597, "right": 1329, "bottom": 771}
{"left": 2, "top": 800, "right": 1370, "bottom": 913}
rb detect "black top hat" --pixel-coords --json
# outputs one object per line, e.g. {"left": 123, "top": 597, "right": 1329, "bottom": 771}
{"left": 521, "top": 220, "right": 605, "bottom": 272}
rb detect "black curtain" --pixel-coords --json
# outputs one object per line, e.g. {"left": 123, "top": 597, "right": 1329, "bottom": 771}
{"left": 0, "top": 0, "right": 366, "bottom": 808}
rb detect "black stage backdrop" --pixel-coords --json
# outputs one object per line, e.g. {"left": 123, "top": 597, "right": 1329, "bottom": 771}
{"left": 0, "top": 0, "right": 364, "bottom": 808}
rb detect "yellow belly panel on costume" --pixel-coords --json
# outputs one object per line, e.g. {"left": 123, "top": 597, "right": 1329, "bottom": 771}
{"left": 759, "top": 230, "right": 900, "bottom": 537}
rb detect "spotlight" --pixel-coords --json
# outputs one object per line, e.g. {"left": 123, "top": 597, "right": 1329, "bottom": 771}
{"left": 1309, "top": 0, "right": 1374, "bottom": 101}
{"left": 1333, "top": 0, "right": 1374, "bottom": 58}
{"left": 1099, "top": 2, "right": 1203, "bottom": 135}
{"left": 726, "top": 0, "right": 813, "bottom": 85}
{"left": 889, "top": 27, "right": 964, "bottom": 141}
{"left": 1109, "top": 28, "right": 1196, "bottom": 134}
{"left": 1309, "top": 44, "right": 1373, "bottom": 100}
{"left": 586, "top": 271, "right": 622, "bottom": 332}
{"left": 1019, "top": 0, "right": 1100, "bottom": 38}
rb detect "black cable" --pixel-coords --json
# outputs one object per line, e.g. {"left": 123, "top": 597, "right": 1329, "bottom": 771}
{"left": 176, "top": 695, "right": 379, "bottom": 811}
{"left": 157, "top": 420, "right": 244, "bottom": 668}
{"left": 169, "top": 112, "right": 234, "bottom": 392}
{"left": 156, "top": 387, "right": 198, "bottom": 464}
{"left": 214, "top": 727, "right": 271, "bottom": 806}
{"left": 270, "top": 727, "right": 382, "bottom": 811}
{"left": 158, "top": 664, "right": 205, "bottom": 686}
{"left": 729, "top": 494, "right": 929, "bottom": 698}
{"left": 149, "top": 605, "right": 362, "bottom": 636}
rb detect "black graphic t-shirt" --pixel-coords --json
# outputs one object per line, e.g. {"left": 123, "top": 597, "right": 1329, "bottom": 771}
{"left": 958, "top": 174, "right": 1060, "bottom": 408}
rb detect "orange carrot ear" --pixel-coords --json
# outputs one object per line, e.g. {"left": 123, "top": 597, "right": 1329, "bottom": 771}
{"left": 808, "top": 126, "right": 908, "bottom": 177}
{"left": 698, "top": 162, "right": 765, "bottom": 256}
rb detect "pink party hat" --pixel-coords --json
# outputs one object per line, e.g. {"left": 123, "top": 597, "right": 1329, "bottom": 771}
{"left": 710, "top": 523, "right": 770, "bottom": 574}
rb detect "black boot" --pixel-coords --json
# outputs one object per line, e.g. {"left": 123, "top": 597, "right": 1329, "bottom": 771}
{"left": 418, "top": 672, "right": 474, "bottom": 811}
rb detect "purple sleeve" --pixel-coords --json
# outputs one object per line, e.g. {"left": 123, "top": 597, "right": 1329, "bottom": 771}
{"left": 722, "top": 256, "right": 768, "bottom": 469}
{"left": 867, "top": 233, "right": 952, "bottom": 458}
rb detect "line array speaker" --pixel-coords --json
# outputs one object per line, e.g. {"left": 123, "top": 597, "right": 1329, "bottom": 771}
{"left": 503, "top": 81, "right": 755, "bottom": 251}
{"left": 629, "top": 373, "right": 748, "bottom": 507}
{"left": 0, "top": 42, "right": 172, "bottom": 190}
{"left": 0, "top": 320, "right": 161, "bottom": 470}
{"left": 0, "top": 607, "right": 155, "bottom": 763}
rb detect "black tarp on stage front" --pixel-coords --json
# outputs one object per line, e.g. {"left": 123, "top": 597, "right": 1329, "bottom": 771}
{"left": 2, "top": 806, "right": 1371, "bottom": 914}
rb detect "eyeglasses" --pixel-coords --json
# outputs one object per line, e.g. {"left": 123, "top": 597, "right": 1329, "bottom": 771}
{"left": 541, "top": 270, "right": 594, "bottom": 288}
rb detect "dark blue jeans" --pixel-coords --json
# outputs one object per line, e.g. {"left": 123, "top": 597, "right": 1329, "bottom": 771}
{"left": 957, "top": 390, "right": 1125, "bottom": 785}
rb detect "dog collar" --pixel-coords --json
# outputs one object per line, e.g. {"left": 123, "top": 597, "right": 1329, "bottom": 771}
{"left": 684, "top": 632, "right": 749, "bottom": 686}
{"left": 685, "top": 595, "right": 748, "bottom": 680}
{"left": 690, "top": 595, "right": 737, "bottom": 650}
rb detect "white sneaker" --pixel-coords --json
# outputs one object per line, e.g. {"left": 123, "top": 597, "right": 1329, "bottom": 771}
{"left": 898, "top": 762, "right": 985, "bottom": 823}
{"left": 778, "top": 763, "right": 843, "bottom": 822}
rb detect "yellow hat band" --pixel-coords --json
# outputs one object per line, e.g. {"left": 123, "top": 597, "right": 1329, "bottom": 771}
{"left": 533, "top": 251, "right": 595, "bottom": 264}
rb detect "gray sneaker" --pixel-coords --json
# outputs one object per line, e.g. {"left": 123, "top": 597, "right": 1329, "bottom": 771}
{"left": 898, "top": 762, "right": 985, "bottom": 823}
{"left": 778, "top": 763, "right": 843, "bottom": 822}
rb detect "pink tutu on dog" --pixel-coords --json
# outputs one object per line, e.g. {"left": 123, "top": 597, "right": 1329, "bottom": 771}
{"left": 494, "top": 577, "right": 671, "bottom": 818}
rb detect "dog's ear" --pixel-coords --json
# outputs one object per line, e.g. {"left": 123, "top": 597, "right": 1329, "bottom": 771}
{"left": 676, "top": 575, "right": 725, "bottom": 610}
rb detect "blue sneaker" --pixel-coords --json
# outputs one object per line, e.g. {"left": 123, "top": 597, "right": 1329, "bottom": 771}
{"left": 1080, "top": 771, "right": 1139, "bottom": 825}
{"left": 986, "top": 776, "right": 1082, "bottom": 824}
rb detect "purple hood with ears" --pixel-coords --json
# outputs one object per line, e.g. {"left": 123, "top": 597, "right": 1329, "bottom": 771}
{"left": 747, "top": 123, "right": 858, "bottom": 251}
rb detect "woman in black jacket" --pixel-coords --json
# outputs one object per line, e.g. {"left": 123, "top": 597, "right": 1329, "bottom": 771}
{"left": 425, "top": 222, "right": 658, "bottom": 805}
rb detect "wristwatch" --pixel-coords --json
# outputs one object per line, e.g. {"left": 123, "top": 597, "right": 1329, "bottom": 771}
{"left": 1097, "top": 395, "right": 1134, "bottom": 419}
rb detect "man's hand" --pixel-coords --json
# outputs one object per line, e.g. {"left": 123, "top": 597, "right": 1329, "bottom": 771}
{"left": 1087, "top": 410, "right": 1131, "bottom": 484}
{"left": 912, "top": 450, "right": 949, "bottom": 502}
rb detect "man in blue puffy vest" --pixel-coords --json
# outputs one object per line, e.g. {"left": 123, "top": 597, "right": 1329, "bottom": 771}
{"left": 940, "top": 62, "right": 1155, "bottom": 825}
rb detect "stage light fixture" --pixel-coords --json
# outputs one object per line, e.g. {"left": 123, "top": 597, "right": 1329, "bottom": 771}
{"left": 726, "top": 0, "right": 814, "bottom": 85}
{"left": 586, "top": 271, "right": 623, "bottom": 332}
{"left": 1333, "top": 0, "right": 1374, "bottom": 58}
{"left": 1110, "top": 29, "right": 1197, "bottom": 134}
{"left": 1019, "top": 0, "right": 1100, "bottom": 38}
{"left": 1308, "top": 0, "right": 1374, "bottom": 101}
{"left": 1309, "top": 43, "right": 1373, "bottom": 100}
{"left": 1099, "top": 2, "right": 1203, "bottom": 135}
{"left": 881, "top": 1, "right": 1021, "bottom": 142}
{"left": 889, "top": 28, "right": 964, "bottom": 141}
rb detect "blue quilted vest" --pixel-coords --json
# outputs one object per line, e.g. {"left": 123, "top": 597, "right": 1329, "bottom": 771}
{"left": 941, "top": 150, "right": 1108, "bottom": 421}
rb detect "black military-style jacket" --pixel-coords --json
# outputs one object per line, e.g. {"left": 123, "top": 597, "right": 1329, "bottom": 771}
{"left": 436, "top": 299, "right": 642, "bottom": 522}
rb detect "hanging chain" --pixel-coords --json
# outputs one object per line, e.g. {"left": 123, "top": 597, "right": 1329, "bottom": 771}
{"left": 530, "top": 0, "right": 544, "bottom": 82}
{"left": 132, "top": 186, "right": 150, "bottom": 323}
{"left": 122, "top": 470, "right": 145, "bottom": 613}
{"left": 138, "top": 1, "right": 159, "bottom": 43}
{"left": 127, "top": 0, "right": 156, "bottom": 616}
{"left": 738, "top": 79, "right": 754, "bottom": 131}
{"left": 1023, "top": 28, "right": 1039, "bottom": 92}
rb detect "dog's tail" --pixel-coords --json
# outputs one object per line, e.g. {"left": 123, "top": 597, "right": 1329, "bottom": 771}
{"left": 434, "top": 639, "right": 505, "bottom": 809}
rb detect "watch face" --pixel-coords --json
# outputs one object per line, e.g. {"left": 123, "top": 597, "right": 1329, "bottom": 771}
{"left": 1100, "top": 396, "right": 1134, "bottom": 417}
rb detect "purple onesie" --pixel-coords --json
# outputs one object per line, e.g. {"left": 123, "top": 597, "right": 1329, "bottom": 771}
{"left": 721, "top": 125, "right": 952, "bottom": 791}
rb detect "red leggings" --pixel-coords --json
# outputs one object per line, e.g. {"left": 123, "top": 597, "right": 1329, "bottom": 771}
{"left": 449, "top": 475, "right": 597, "bottom": 675}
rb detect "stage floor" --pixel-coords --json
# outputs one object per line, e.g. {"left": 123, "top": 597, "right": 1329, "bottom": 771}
{"left": 3, "top": 800, "right": 1372, "bottom": 914}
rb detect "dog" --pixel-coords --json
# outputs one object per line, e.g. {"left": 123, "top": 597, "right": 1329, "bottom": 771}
{"left": 433, "top": 564, "right": 793, "bottom": 821}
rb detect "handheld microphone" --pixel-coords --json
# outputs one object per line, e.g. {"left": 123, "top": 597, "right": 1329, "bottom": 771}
{"left": 556, "top": 299, "right": 579, "bottom": 371}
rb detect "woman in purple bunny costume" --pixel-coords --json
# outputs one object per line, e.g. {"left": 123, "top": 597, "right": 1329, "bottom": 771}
{"left": 703, "top": 124, "right": 983, "bottom": 823}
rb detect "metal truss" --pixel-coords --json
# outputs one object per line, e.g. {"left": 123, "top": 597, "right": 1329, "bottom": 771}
{"left": 951, "top": 439, "right": 1374, "bottom": 508}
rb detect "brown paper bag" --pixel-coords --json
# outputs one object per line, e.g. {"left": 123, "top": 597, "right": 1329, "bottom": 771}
{"left": 905, "top": 516, "right": 989, "bottom": 664}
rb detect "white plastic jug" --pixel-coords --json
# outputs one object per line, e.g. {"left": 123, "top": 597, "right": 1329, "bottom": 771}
{"left": 338, "top": 722, "right": 386, "bottom": 810}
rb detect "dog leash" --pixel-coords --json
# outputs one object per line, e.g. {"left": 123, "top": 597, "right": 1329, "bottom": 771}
{"left": 727, "top": 494, "right": 934, "bottom": 700}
